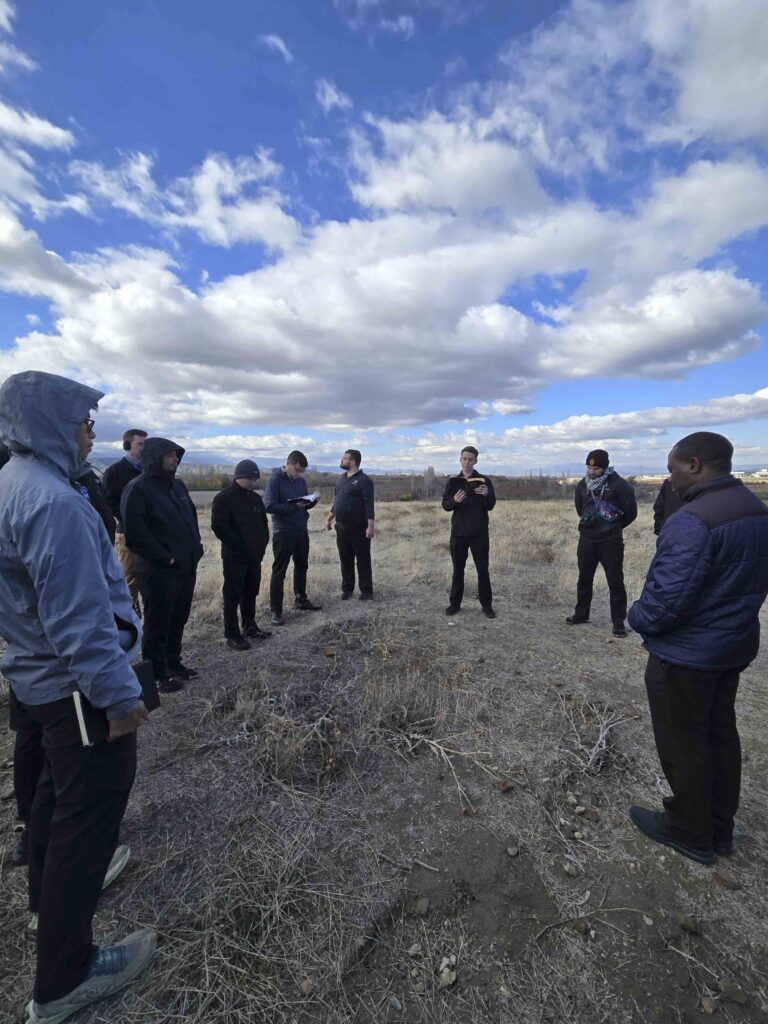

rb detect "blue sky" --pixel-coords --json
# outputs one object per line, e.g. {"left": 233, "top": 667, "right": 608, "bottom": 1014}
{"left": 0, "top": 0, "right": 766, "bottom": 472}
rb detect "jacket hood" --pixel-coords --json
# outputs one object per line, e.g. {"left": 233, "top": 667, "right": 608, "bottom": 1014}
{"left": 0, "top": 371, "right": 103, "bottom": 480}
{"left": 141, "top": 437, "right": 185, "bottom": 477}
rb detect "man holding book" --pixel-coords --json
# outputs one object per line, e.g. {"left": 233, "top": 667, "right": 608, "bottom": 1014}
{"left": 442, "top": 445, "right": 497, "bottom": 618}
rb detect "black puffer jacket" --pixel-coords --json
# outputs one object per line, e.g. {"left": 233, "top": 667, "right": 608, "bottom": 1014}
{"left": 121, "top": 438, "right": 203, "bottom": 574}
{"left": 211, "top": 482, "right": 269, "bottom": 562}
{"left": 575, "top": 472, "right": 637, "bottom": 539}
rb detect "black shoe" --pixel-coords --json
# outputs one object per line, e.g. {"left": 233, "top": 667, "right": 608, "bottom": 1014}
{"left": 169, "top": 663, "right": 198, "bottom": 680}
{"left": 295, "top": 596, "right": 322, "bottom": 611}
{"left": 226, "top": 636, "right": 251, "bottom": 652}
{"left": 157, "top": 677, "right": 184, "bottom": 694}
{"left": 714, "top": 837, "right": 735, "bottom": 855}
{"left": 445, "top": 605, "right": 461, "bottom": 616}
{"left": 271, "top": 611, "right": 285, "bottom": 626}
{"left": 9, "top": 825, "right": 28, "bottom": 867}
{"left": 629, "top": 806, "right": 715, "bottom": 865}
{"left": 243, "top": 623, "right": 271, "bottom": 640}
{"left": 359, "top": 592, "right": 373, "bottom": 601}
{"left": 566, "top": 616, "right": 589, "bottom": 625}
{"left": 482, "top": 607, "right": 496, "bottom": 619}
{"left": 341, "top": 592, "right": 353, "bottom": 601}
{"left": 612, "top": 624, "right": 628, "bottom": 637}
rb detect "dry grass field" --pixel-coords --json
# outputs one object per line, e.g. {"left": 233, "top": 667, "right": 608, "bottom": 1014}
{"left": 2, "top": 498, "right": 768, "bottom": 1024}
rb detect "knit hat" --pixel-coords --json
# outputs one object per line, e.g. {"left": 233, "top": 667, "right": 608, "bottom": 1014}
{"left": 234, "top": 459, "right": 260, "bottom": 480}
{"left": 586, "top": 449, "right": 609, "bottom": 470}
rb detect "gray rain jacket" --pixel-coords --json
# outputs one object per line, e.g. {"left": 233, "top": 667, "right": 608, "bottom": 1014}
{"left": 0, "top": 371, "right": 142, "bottom": 718}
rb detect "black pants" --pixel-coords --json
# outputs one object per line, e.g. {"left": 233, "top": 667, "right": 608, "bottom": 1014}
{"left": 449, "top": 535, "right": 492, "bottom": 609}
{"left": 574, "top": 532, "right": 626, "bottom": 626}
{"left": 23, "top": 695, "right": 137, "bottom": 1003}
{"left": 9, "top": 688, "right": 45, "bottom": 823}
{"left": 336, "top": 524, "right": 373, "bottom": 595}
{"left": 644, "top": 654, "right": 742, "bottom": 849}
{"left": 223, "top": 559, "right": 262, "bottom": 637}
{"left": 269, "top": 532, "right": 309, "bottom": 614}
{"left": 134, "top": 568, "right": 196, "bottom": 678}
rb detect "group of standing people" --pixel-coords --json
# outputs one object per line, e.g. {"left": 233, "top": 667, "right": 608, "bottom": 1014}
{"left": 0, "top": 368, "right": 767, "bottom": 1024}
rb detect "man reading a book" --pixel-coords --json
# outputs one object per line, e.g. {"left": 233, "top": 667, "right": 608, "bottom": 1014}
{"left": 441, "top": 446, "right": 497, "bottom": 618}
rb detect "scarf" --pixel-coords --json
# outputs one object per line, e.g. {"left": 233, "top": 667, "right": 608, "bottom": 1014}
{"left": 582, "top": 467, "right": 622, "bottom": 523}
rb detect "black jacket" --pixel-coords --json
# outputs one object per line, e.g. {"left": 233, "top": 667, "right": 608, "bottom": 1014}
{"left": 211, "top": 483, "right": 269, "bottom": 563}
{"left": 575, "top": 472, "right": 637, "bottom": 539}
{"left": 652, "top": 478, "right": 683, "bottom": 535}
{"left": 442, "top": 472, "right": 496, "bottom": 538}
{"left": 103, "top": 456, "right": 142, "bottom": 532}
{"left": 332, "top": 470, "right": 375, "bottom": 527}
{"left": 121, "top": 438, "right": 203, "bottom": 575}
{"left": 73, "top": 464, "right": 116, "bottom": 544}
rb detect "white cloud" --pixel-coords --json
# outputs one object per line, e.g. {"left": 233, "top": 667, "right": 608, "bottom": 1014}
{"left": 70, "top": 151, "right": 300, "bottom": 251}
{"left": 380, "top": 15, "right": 415, "bottom": 38}
{"left": 0, "top": 1, "right": 14, "bottom": 34}
{"left": 0, "top": 41, "right": 37, "bottom": 74}
{"left": 316, "top": 78, "right": 353, "bottom": 114}
{"left": 258, "top": 34, "right": 293, "bottom": 63}
{"left": 0, "top": 99, "right": 75, "bottom": 149}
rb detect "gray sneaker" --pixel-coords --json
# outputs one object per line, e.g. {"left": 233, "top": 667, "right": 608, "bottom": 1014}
{"left": 25, "top": 928, "right": 156, "bottom": 1023}
{"left": 27, "top": 846, "right": 130, "bottom": 936}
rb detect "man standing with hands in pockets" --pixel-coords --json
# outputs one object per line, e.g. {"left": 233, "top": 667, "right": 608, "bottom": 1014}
{"left": 442, "top": 445, "right": 497, "bottom": 618}
{"left": 325, "top": 449, "right": 375, "bottom": 601}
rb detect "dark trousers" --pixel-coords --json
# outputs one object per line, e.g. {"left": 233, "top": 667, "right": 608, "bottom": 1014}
{"left": 335, "top": 524, "right": 373, "bottom": 595}
{"left": 644, "top": 654, "right": 742, "bottom": 849}
{"left": 574, "top": 532, "right": 626, "bottom": 626}
{"left": 449, "top": 534, "right": 492, "bottom": 609}
{"left": 269, "top": 532, "right": 309, "bottom": 614}
{"left": 223, "top": 559, "right": 262, "bottom": 637}
{"left": 134, "top": 568, "right": 196, "bottom": 678}
{"left": 9, "top": 688, "right": 45, "bottom": 823}
{"left": 23, "top": 695, "right": 137, "bottom": 1003}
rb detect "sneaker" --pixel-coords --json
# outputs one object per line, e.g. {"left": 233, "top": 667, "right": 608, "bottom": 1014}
{"left": 169, "top": 663, "right": 198, "bottom": 680}
{"left": 629, "top": 805, "right": 715, "bottom": 865}
{"left": 157, "top": 677, "right": 184, "bottom": 694}
{"left": 294, "top": 596, "right": 322, "bottom": 611}
{"left": 25, "top": 928, "right": 157, "bottom": 1024}
{"left": 341, "top": 592, "right": 353, "bottom": 601}
{"left": 9, "top": 824, "right": 28, "bottom": 868}
{"left": 103, "top": 845, "right": 130, "bottom": 890}
{"left": 482, "top": 607, "right": 496, "bottom": 619}
{"left": 565, "top": 616, "right": 589, "bottom": 625}
{"left": 226, "top": 636, "right": 251, "bottom": 652}
{"left": 445, "top": 605, "right": 461, "bottom": 616}
{"left": 359, "top": 592, "right": 373, "bottom": 602}
{"left": 270, "top": 612, "right": 285, "bottom": 626}
{"left": 243, "top": 623, "right": 271, "bottom": 640}
{"left": 612, "top": 624, "right": 628, "bottom": 637}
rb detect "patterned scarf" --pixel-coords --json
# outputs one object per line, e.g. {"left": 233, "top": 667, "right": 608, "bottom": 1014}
{"left": 582, "top": 467, "right": 622, "bottom": 523}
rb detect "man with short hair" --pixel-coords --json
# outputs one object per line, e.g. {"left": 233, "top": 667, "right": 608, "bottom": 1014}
{"left": 567, "top": 449, "right": 637, "bottom": 637}
{"left": 628, "top": 432, "right": 768, "bottom": 865}
{"left": 325, "top": 449, "right": 375, "bottom": 601}
{"left": 264, "top": 450, "right": 321, "bottom": 626}
{"left": 121, "top": 438, "right": 203, "bottom": 692}
{"left": 0, "top": 370, "right": 155, "bottom": 1021}
{"left": 211, "top": 459, "right": 272, "bottom": 650}
{"left": 442, "top": 446, "right": 497, "bottom": 618}
{"left": 103, "top": 429, "right": 147, "bottom": 613}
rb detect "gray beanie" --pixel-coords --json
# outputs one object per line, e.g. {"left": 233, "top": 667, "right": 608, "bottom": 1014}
{"left": 234, "top": 459, "right": 260, "bottom": 480}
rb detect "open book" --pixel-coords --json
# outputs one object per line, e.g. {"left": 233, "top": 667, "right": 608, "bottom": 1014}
{"left": 287, "top": 492, "right": 320, "bottom": 504}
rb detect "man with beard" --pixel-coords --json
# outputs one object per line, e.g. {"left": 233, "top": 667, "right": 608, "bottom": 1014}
{"left": 567, "top": 449, "right": 637, "bottom": 637}
{"left": 325, "top": 449, "right": 375, "bottom": 601}
{"left": 628, "top": 432, "right": 768, "bottom": 864}
{"left": 121, "top": 438, "right": 203, "bottom": 692}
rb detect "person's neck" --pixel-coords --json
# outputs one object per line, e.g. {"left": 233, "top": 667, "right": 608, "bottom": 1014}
{"left": 347, "top": 467, "right": 358, "bottom": 477}
{"left": 461, "top": 469, "right": 474, "bottom": 478}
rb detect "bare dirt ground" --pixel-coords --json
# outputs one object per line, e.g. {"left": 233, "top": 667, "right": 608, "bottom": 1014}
{"left": 2, "top": 499, "right": 767, "bottom": 1024}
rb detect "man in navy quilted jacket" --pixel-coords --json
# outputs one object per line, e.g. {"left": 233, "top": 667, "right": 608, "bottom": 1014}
{"left": 628, "top": 432, "right": 768, "bottom": 864}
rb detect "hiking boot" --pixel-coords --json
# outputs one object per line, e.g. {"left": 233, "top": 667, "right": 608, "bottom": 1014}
{"left": 24, "top": 928, "right": 157, "bottom": 1024}
{"left": 445, "top": 605, "right": 461, "bottom": 616}
{"left": 294, "top": 596, "right": 322, "bottom": 611}
{"left": 226, "top": 636, "right": 251, "bottom": 652}
{"left": 629, "top": 805, "right": 715, "bottom": 865}
{"left": 359, "top": 592, "right": 373, "bottom": 601}
{"left": 566, "top": 616, "right": 589, "bottom": 625}
{"left": 103, "top": 845, "right": 130, "bottom": 890}
{"left": 482, "top": 607, "right": 496, "bottom": 619}
{"left": 169, "top": 663, "right": 198, "bottom": 680}
{"left": 270, "top": 611, "right": 285, "bottom": 626}
{"left": 9, "top": 824, "right": 28, "bottom": 867}
{"left": 243, "top": 623, "right": 271, "bottom": 640}
{"left": 612, "top": 624, "right": 628, "bottom": 637}
{"left": 157, "top": 677, "right": 184, "bottom": 694}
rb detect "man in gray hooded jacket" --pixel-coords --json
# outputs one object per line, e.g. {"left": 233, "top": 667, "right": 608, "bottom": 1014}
{"left": 0, "top": 371, "right": 155, "bottom": 1023}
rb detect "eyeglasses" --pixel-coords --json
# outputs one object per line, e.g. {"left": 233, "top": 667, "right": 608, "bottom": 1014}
{"left": 83, "top": 418, "right": 95, "bottom": 432}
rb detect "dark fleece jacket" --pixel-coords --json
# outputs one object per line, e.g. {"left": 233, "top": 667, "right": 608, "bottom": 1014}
{"left": 121, "top": 437, "right": 203, "bottom": 574}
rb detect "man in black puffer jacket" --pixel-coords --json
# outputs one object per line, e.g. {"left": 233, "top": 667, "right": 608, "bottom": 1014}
{"left": 211, "top": 460, "right": 271, "bottom": 650}
{"left": 567, "top": 449, "right": 637, "bottom": 637}
{"left": 442, "top": 445, "right": 497, "bottom": 619}
{"left": 121, "top": 438, "right": 203, "bottom": 692}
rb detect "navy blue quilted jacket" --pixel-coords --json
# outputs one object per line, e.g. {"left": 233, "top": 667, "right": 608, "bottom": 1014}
{"left": 628, "top": 476, "right": 768, "bottom": 670}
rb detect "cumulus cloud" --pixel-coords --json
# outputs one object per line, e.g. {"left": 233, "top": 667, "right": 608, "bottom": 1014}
{"left": 316, "top": 78, "right": 353, "bottom": 114}
{"left": 258, "top": 34, "right": 293, "bottom": 63}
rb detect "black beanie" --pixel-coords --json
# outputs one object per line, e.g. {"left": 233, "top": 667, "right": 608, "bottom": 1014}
{"left": 234, "top": 459, "right": 260, "bottom": 479}
{"left": 586, "top": 449, "right": 609, "bottom": 470}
